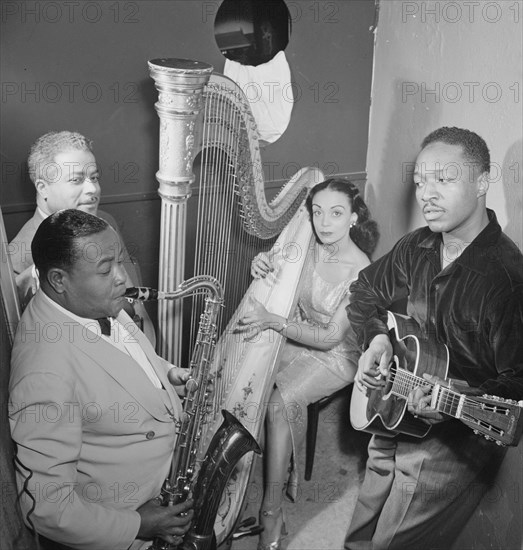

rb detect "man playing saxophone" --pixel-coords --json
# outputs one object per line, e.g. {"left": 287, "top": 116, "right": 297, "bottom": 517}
{"left": 9, "top": 209, "right": 193, "bottom": 550}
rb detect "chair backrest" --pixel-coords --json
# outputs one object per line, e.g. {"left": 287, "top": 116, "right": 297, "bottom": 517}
{"left": 1, "top": 207, "right": 21, "bottom": 340}
{"left": 0, "top": 205, "right": 36, "bottom": 549}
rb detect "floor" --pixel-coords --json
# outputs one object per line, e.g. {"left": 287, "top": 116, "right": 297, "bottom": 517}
{"left": 228, "top": 390, "right": 371, "bottom": 550}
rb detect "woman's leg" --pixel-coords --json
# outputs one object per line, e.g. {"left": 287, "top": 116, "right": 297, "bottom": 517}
{"left": 259, "top": 387, "right": 293, "bottom": 544}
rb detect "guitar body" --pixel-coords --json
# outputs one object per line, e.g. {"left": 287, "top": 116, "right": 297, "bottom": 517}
{"left": 350, "top": 311, "right": 450, "bottom": 438}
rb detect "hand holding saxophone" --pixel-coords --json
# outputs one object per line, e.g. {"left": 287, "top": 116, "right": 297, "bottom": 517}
{"left": 168, "top": 366, "right": 191, "bottom": 397}
{"left": 137, "top": 497, "right": 194, "bottom": 545}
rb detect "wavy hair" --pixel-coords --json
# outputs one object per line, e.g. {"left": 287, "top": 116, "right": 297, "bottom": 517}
{"left": 305, "top": 178, "right": 379, "bottom": 257}
{"left": 28, "top": 131, "right": 94, "bottom": 185}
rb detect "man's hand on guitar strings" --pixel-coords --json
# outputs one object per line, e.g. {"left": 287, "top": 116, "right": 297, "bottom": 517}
{"left": 355, "top": 334, "right": 393, "bottom": 393}
{"left": 407, "top": 373, "right": 447, "bottom": 424}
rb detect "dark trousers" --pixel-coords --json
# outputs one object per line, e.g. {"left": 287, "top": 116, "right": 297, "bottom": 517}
{"left": 39, "top": 535, "right": 75, "bottom": 550}
{"left": 344, "top": 422, "right": 506, "bottom": 550}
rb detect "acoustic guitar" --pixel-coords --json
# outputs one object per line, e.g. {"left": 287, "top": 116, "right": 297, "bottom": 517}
{"left": 350, "top": 311, "right": 523, "bottom": 446}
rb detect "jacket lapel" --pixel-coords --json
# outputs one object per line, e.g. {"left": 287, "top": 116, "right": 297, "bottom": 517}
{"left": 126, "top": 315, "right": 183, "bottom": 417}
{"left": 116, "top": 309, "right": 183, "bottom": 420}
{"left": 32, "top": 292, "right": 181, "bottom": 422}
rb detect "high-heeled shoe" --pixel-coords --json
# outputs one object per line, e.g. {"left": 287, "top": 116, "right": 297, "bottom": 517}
{"left": 257, "top": 506, "right": 288, "bottom": 550}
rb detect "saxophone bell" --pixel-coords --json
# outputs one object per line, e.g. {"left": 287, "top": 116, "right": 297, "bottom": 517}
{"left": 136, "top": 276, "right": 258, "bottom": 550}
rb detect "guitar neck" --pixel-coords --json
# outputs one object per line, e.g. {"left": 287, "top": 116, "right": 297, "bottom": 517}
{"left": 391, "top": 367, "right": 470, "bottom": 419}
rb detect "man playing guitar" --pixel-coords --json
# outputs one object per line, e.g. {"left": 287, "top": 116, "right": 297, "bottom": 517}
{"left": 344, "top": 127, "right": 523, "bottom": 549}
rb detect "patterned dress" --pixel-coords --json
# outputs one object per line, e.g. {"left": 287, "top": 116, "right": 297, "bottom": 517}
{"left": 275, "top": 257, "right": 360, "bottom": 497}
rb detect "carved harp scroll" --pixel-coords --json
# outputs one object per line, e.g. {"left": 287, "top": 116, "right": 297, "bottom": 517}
{"left": 148, "top": 58, "right": 317, "bottom": 364}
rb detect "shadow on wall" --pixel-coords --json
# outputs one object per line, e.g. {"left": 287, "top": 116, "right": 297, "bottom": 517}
{"left": 367, "top": 77, "right": 442, "bottom": 258}
{"left": 502, "top": 139, "right": 523, "bottom": 251}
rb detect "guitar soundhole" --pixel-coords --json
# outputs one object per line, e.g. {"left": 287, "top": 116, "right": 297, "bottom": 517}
{"left": 381, "top": 356, "right": 398, "bottom": 400}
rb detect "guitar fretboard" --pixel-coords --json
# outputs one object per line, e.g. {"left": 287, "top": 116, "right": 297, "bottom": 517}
{"left": 391, "top": 367, "right": 479, "bottom": 419}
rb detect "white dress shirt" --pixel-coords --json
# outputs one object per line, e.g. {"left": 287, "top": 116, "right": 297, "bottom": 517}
{"left": 42, "top": 292, "right": 162, "bottom": 388}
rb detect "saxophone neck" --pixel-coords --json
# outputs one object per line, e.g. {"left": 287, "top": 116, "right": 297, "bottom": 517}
{"left": 124, "top": 276, "right": 224, "bottom": 303}
{"left": 181, "top": 275, "right": 224, "bottom": 304}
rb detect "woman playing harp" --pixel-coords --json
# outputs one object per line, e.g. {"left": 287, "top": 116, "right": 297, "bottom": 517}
{"left": 239, "top": 178, "right": 379, "bottom": 549}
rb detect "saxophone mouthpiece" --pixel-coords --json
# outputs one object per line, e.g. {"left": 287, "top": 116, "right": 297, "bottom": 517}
{"left": 124, "top": 287, "right": 159, "bottom": 301}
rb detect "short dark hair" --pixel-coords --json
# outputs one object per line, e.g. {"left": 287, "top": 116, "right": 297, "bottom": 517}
{"left": 305, "top": 178, "right": 380, "bottom": 257}
{"left": 32, "top": 209, "right": 109, "bottom": 279}
{"left": 421, "top": 127, "right": 490, "bottom": 174}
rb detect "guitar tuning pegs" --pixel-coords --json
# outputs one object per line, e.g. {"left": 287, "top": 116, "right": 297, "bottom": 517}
{"left": 482, "top": 394, "right": 502, "bottom": 401}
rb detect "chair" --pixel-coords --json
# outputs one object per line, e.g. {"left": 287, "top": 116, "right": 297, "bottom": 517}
{"left": 304, "top": 395, "right": 333, "bottom": 481}
{"left": 0, "top": 206, "right": 35, "bottom": 548}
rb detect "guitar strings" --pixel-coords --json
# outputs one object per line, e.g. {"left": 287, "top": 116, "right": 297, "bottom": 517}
{"left": 390, "top": 366, "right": 511, "bottom": 416}
{"left": 388, "top": 366, "right": 517, "bottom": 442}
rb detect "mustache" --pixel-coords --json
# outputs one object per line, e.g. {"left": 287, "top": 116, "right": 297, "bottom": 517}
{"left": 423, "top": 202, "right": 443, "bottom": 211}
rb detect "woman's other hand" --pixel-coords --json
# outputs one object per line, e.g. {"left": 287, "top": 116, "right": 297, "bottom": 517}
{"left": 251, "top": 252, "right": 274, "bottom": 279}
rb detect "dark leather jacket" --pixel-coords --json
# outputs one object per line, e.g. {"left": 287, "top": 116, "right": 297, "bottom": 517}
{"left": 347, "top": 210, "right": 523, "bottom": 400}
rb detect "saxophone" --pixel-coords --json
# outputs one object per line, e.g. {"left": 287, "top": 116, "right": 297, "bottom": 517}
{"left": 125, "top": 276, "right": 261, "bottom": 550}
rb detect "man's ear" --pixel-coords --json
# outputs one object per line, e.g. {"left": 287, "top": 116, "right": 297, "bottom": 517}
{"left": 476, "top": 172, "right": 489, "bottom": 198}
{"left": 47, "top": 267, "right": 67, "bottom": 294}
{"left": 35, "top": 179, "right": 48, "bottom": 200}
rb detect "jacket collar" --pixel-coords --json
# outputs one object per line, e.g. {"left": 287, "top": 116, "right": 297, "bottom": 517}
{"left": 417, "top": 209, "right": 501, "bottom": 275}
{"left": 29, "top": 290, "right": 181, "bottom": 422}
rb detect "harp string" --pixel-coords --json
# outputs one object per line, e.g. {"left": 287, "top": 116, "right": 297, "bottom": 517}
{"left": 189, "top": 87, "right": 257, "bottom": 374}
{"left": 171, "top": 74, "right": 315, "bottom": 423}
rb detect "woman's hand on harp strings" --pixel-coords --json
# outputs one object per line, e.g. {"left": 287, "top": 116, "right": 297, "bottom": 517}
{"left": 251, "top": 251, "right": 275, "bottom": 279}
{"left": 237, "top": 297, "right": 286, "bottom": 341}
{"left": 137, "top": 497, "right": 194, "bottom": 545}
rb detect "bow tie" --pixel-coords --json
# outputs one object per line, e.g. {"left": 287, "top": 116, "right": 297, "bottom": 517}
{"left": 97, "top": 317, "right": 112, "bottom": 336}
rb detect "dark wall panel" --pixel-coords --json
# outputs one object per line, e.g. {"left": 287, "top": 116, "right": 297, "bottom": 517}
{"left": 1, "top": 0, "right": 375, "bottom": 288}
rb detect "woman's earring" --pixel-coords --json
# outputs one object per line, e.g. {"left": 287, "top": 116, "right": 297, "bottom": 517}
{"left": 350, "top": 221, "right": 356, "bottom": 228}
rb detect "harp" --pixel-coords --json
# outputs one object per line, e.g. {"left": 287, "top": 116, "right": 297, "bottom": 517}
{"left": 148, "top": 58, "right": 324, "bottom": 544}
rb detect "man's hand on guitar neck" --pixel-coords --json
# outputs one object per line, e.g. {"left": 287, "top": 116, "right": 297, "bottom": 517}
{"left": 355, "top": 334, "right": 393, "bottom": 392}
{"left": 407, "top": 373, "right": 447, "bottom": 425}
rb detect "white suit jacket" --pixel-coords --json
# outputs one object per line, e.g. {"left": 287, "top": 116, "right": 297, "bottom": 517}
{"left": 9, "top": 290, "right": 183, "bottom": 550}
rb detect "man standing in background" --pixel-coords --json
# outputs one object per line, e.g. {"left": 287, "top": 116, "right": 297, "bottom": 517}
{"left": 8, "top": 130, "right": 155, "bottom": 344}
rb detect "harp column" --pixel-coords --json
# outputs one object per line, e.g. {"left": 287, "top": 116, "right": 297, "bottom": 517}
{"left": 148, "top": 58, "right": 213, "bottom": 363}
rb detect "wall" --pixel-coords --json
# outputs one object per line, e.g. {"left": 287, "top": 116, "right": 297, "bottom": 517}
{"left": 366, "top": 3, "right": 523, "bottom": 548}
{"left": 0, "top": 0, "right": 376, "bottom": 288}
{"left": 367, "top": 0, "right": 522, "bottom": 257}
